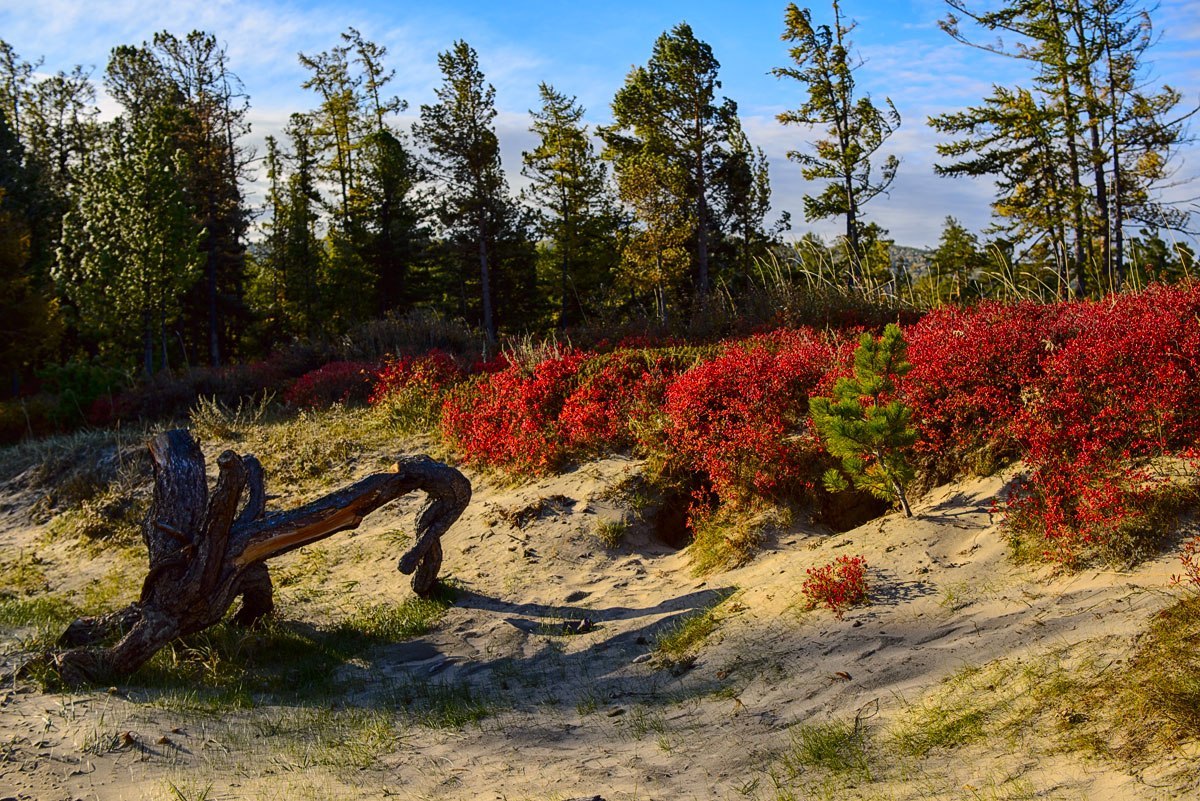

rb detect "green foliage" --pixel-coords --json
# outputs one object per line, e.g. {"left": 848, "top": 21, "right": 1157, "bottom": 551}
{"left": 773, "top": 2, "right": 900, "bottom": 276}
{"left": 522, "top": 83, "right": 621, "bottom": 328}
{"left": 601, "top": 22, "right": 740, "bottom": 301}
{"left": 36, "top": 358, "right": 130, "bottom": 426}
{"left": 56, "top": 113, "right": 202, "bottom": 376}
{"left": 810, "top": 323, "right": 915, "bottom": 516}
{"left": 414, "top": 40, "right": 523, "bottom": 346}
{"left": 933, "top": 0, "right": 1189, "bottom": 293}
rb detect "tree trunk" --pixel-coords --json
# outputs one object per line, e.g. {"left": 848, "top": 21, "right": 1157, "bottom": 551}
{"left": 478, "top": 212, "right": 496, "bottom": 349}
{"left": 33, "top": 429, "right": 471, "bottom": 686}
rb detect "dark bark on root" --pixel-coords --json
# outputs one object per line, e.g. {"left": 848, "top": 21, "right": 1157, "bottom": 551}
{"left": 31, "top": 428, "right": 470, "bottom": 686}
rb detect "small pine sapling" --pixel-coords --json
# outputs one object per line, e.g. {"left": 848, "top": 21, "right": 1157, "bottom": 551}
{"left": 810, "top": 323, "right": 916, "bottom": 517}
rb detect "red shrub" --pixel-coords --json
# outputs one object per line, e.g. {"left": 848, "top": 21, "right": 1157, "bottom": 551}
{"left": 1007, "top": 285, "right": 1200, "bottom": 561}
{"left": 660, "top": 328, "right": 838, "bottom": 503}
{"left": 558, "top": 349, "right": 688, "bottom": 454}
{"left": 801, "top": 555, "right": 869, "bottom": 618}
{"left": 369, "top": 350, "right": 464, "bottom": 405}
{"left": 283, "top": 361, "right": 379, "bottom": 409}
{"left": 903, "top": 300, "right": 1085, "bottom": 477}
{"left": 440, "top": 349, "right": 591, "bottom": 473}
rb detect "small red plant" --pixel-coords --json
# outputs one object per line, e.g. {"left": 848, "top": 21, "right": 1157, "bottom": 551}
{"left": 283, "top": 361, "right": 379, "bottom": 409}
{"left": 801, "top": 555, "right": 869, "bottom": 618}
{"left": 1172, "top": 536, "right": 1200, "bottom": 593}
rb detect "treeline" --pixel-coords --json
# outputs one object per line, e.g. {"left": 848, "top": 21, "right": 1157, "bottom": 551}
{"left": 0, "top": 0, "right": 1194, "bottom": 393}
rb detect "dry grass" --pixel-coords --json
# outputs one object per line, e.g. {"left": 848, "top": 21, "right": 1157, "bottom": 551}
{"left": 688, "top": 504, "right": 791, "bottom": 575}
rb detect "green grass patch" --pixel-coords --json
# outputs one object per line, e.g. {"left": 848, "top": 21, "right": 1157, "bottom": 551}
{"left": 335, "top": 594, "right": 453, "bottom": 641}
{"left": 890, "top": 663, "right": 1014, "bottom": 757}
{"left": 1089, "top": 595, "right": 1200, "bottom": 762}
{"left": 391, "top": 677, "right": 495, "bottom": 728}
{"left": 593, "top": 517, "right": 628, "bottom": 549}
{"left": 129, "top": 590, "right": 454, "bottom": 708}
{"left": 0, "top": 595, "right": 80, "bottom": 630}
{"left": 653, "top": 589, "right": 737, "bottom": 665}
{"left": 780, "top": 717, "right": 873, "bottom": 780}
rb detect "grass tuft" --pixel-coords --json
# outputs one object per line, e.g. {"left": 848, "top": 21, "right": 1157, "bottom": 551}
{"left": 688, "top": 504, "right": 790, "bottom": 575}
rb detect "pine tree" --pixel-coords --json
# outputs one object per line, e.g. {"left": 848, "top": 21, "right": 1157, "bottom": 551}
{"left": 773, "top": 2, "right": 900, "bottom": 285}
{"left": 414, "top": 40, "right": 515, "bottom": 348}
{"left": 57, "top": 115, "right": 202, "bottom": 376}
{"left": 810, "top": 323, "right": 916, "bottom": 517}
{"left": 928, "top": 215, "right": 986, "bottom": 302}
{"left": 521, "top": 83, "right": 620, "bottom": 328}
{"left": 601, "top": 22, "right": 736, "bottom": 299}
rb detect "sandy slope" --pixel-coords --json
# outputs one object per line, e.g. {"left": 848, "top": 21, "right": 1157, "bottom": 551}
{"left": 0, "top": 446, "right": 1195, "bottom": 801}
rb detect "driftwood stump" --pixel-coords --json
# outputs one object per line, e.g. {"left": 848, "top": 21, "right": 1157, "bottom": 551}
{"left": 39, "top": 428, "right": 471, "bottom": 686}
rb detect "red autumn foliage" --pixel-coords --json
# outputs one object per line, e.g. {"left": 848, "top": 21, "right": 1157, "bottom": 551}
{"left": 659, "top": 328, "right": 838, "bottom": 503}
{"left": 283, "top": 361, "right": 379, "bottom": 409}
{"left": 369, "top": 349, "right": 465, "bottom": 405}
{"left": 558, "top": 349, "right": 689, "bottom": 455}
{"left": 801, "top": 555, "right": 869, "bottom": 618}
{"left": 902, "top": 300, "right": 1084, "bottom": 478}
{"left": 440, "top": 349, "right": 591, "bottom": 473}
{"left": 1005, "top": 285, "right": 1200, "bottom": 561}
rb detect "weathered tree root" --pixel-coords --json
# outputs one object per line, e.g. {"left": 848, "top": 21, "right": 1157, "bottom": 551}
{"left": 33, "top": 428, "right": 470, "bottom": 686}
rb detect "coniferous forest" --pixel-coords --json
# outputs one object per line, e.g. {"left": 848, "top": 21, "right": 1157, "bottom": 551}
{"left": 0, "top": 0, "right": 1195, "bottom": 437}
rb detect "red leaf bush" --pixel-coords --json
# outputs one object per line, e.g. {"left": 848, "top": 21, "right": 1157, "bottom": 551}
{"left": 903, "top": 300, "right": 1083, "bottom": 479}
{"left": 801, "top": 555, "right": 869, "bottom": 618}
{"left": 1004, "top": 286, "right": 1200, "bottom": 563}
{"left": 658, "top": 328, "right": 838, "bottom": 504}
{"left": 369, "top": 350, "right": 465, "bottom": 432}
{"left": 558, "top": 349, "right": 691, "bottom": 455}
{"left": 440, "top": 349, "right": 591, "bottom": 473}
{"left": 283, "top": 361, "right": 379, "bottom": 409}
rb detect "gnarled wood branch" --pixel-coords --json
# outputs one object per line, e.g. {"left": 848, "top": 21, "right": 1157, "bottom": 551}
{"left": 37, "top": 428, "right": 470, "bottom": 686}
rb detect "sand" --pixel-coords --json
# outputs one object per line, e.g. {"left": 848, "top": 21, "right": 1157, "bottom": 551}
{"left": 0, "top": 442, "right": 1196, "bottom": 801}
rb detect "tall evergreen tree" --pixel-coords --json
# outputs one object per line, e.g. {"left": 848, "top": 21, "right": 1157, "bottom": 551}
{"left": 522, "top": 83, "right": 620, "bottom": 328}
{"left": 414, "top": 41, "right": 515, "bottom": 347}
{"left": 714, "top": 119, "right": 784, "bottom": 277}
{"left": 105, "top": 32, "right": 250, "bottom": 366}
{"left": 0, "top": 110, "right": 60, "bottom": 389}
{"left": 773, "top": 1, "right": 900, "bottom": 285}
{"left": 601, "top": 22, "right": 736, "bottom": 299}
{"left": 612, "top": 151, "right": 694, "bottom": 324}
{"left": 298, "top": 29, "right": 429, "bottom": 324}
{"left": 57, "top": 116, "right": 202, "bottom": 376}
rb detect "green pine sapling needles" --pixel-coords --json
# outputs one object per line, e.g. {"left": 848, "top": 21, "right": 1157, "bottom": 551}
{"left": 810, "top": 323, "right": 916, "bottom": 517}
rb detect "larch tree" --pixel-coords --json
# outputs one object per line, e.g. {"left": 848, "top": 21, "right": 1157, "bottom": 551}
{"left": 934, "top": 0, "right": 1193, "bottom": 293}
{"left": 601, "top": 22, "right": 735, "bottom": 299}
{"left": 773, "top": 1, "right": 900, "bottom": 286}
{"left": 612, "top": 150, "right": 694, "bottom": 324}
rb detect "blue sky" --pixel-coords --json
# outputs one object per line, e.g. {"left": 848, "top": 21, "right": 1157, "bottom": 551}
{"left": 3, "top": 0, "right": 1198, "bottom": 246}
